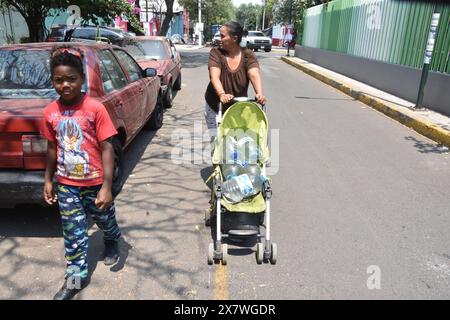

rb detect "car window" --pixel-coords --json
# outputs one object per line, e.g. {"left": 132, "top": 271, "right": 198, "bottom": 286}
{"left": 122, "top": 43, "right": 146, "bottom": 60}
{"left": 100, "top": 29, "right": 120, "bottom": 41}
{"left": 98, "top": 50, "right": 128, "bottom": 93}
{"left": 138, "top": 40, "right": 168, "bottom": 60}
{"left": 113, "top": 49, "right": 143, "bottom": 82}
{"left": 72, "top": 28, "right": 96, "bottom": 39}
{"left": 50, "top": 28, "right": 65, "bottom": 37}
{"left": 248, "top": 32, "right": 265, "bottom": 37}
{"left": 1, "top": 49, "right": 90, "bottom": 99}
{"left": 0, "top": 50, "right": 55, "bottom": 98}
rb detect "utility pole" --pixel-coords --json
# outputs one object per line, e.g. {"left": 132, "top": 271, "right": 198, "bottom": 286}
{"left": 415, "top": 4, "right": 441, "bottom": 109}
{"left": 262, "top": 0, "right": 266, "bottom": 30}
{"left": 198, "top": 0, "right": 202, "bottom": 46}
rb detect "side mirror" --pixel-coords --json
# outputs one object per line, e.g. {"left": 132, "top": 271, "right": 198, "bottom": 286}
{"left": 144, "top": 67, "right": 157, "bottom": 77}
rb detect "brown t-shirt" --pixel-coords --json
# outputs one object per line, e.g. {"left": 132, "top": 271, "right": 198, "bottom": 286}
{"left": 204, "top": 47, "right": 259, "bottom": 113}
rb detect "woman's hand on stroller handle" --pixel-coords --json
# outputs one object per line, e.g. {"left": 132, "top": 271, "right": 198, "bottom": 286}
{"left": 232, "top": 96, "right": 267, "bottom": 109}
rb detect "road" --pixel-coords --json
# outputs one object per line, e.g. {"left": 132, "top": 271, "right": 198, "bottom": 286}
{"left": 1, "top": 46, "right": 450, "bottom": 299}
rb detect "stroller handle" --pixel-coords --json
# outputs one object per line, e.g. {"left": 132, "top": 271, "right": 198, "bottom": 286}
{"left": 218, "top": 97, "right": 266, "bottom": 114}
{"left": 231, "top": 97, "right": 257, "bottom": 102}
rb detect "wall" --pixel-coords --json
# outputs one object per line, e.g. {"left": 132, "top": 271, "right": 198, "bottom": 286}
{"left": 295, "top": 45, "right": 450, "bottom": 116}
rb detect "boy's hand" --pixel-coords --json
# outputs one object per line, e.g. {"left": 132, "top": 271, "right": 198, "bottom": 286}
{"left": 95, "top": 186, "right": 113, "bottom": 211}
{"left": 44, "top": 181, "right": 57, "bottom": 205}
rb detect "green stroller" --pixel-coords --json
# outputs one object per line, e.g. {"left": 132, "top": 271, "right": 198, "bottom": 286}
{"left": 206, "top": 97, "right": 277, "bottom": 265}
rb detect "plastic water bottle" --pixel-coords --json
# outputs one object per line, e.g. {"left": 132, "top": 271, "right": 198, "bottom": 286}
{"left": 221, "top": 164, "right": 241, "bottom": 180}
{"left": 224, "top": 136, "right": 238, "bottom": 164}
{"left": 222, "top": 172, "right": 267, "bottom": 203}
{"left": 236, "top": 136, "right": 261, "bottom": 166}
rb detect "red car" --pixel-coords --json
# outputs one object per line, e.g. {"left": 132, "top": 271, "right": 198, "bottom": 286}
{"left": 0, "top": 42, "right": 163, "bottom": 207}
{"left": 123, "top": 36, "right": 182, "bottom": 108}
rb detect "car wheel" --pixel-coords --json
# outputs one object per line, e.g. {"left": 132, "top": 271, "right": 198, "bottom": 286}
{"left": 145, "top": 96, "right": 163, "bottom": 130}
{"left": 163, "top": 84, "right": 173, "bottom": 108}
{"left": 254, "top": 48, "right": 259, "bottom": 52}
{"left": 111, "top": 137, "right": 124, "bottom": 198}
{"left": 264, "top": 48, "right": 271, "bottom": 52}
{"left": 173, "top": 74, "right": 182, "bottom": 91}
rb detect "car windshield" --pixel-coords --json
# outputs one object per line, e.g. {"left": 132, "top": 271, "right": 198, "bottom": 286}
{"left": 137, "top": 40, "right": 168, "bottom": 60}
{"left": 248, "top": 32, "right": 265, "bottom": 37}
{"left": 0, "top": 49, "right": 86, "bottom": 99}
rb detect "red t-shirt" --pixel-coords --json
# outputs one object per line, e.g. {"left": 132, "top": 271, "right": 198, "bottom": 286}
{"left": 41, "top": 95, "right": 117, "bottom": 187}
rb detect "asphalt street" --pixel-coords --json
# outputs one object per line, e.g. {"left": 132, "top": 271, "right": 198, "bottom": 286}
{"left": 1, "top": 46, "right": 450, "bottom": 299}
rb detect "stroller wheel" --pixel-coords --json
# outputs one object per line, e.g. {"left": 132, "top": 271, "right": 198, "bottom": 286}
{"left": 207, "top": 243, "right": 214, "bottom": 265}
{"left": 256, "top": 243, "right": 264, "bottom": 264}
{"left": 221, "top": 244, "right": 228, "bottom": 265}
{"left": 270, "top": 242, "right": 277, "bottom": 265}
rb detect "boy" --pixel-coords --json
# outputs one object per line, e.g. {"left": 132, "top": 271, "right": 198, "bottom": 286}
{"left": 42, "top": 46, "right": 121, "bottom": 300}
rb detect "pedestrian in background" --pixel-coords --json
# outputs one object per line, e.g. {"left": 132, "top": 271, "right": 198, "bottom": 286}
{"left": 41, "top": 45, "right": 121, "bottom": 300}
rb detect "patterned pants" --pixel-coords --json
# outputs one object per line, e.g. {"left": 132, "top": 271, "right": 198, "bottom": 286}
{"left": 57, "top": 184, "right": 121, "bottom": 281}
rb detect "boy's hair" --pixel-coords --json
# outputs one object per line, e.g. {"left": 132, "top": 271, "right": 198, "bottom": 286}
{"left": 50, "top": 45, "right": 85, "bottom": 78}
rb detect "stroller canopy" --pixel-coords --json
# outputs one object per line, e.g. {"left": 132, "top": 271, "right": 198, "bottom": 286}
{"left": 212, "top": 101, "right": 270, "bottom": 165}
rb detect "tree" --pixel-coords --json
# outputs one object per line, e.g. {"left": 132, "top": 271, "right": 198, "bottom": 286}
{"left": 0, "top": 0, "right": 139, "bottom": 42}
{"left": 235, "top": 3, "right": 261, "bottom": 31}
{"left": 179, "top": 0, "right": 234, "bottom": 40}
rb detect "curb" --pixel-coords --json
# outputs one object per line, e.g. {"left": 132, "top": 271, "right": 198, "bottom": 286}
{"left": 281, "top": 56, "right": 450, "bottom": 148}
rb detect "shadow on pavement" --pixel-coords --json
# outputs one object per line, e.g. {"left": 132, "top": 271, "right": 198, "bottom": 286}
{"left": 405, "top": 136, "right": 450, "bottom": 154}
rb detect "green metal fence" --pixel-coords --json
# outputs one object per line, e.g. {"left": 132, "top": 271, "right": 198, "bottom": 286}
{"left": 302, "top": 0, "right": 450, "bottom": 73}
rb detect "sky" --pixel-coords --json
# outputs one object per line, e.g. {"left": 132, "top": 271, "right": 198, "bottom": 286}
{"left": 232, "top": 0, "right": 262, "bottom": 7}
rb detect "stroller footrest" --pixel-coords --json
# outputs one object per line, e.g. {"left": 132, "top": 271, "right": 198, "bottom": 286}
{"left": 228, "top": 229, "right": 259, "bottom": 237}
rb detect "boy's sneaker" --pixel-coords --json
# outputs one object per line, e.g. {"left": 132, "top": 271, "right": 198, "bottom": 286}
{"left": 53, "top": 278, "right": 88, "bottom": 300}
{"left": 104, "top": 240, "right": 119, "bottom": 265}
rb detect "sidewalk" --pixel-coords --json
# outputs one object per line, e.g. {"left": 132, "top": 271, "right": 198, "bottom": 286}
{"left": 281, "top": 56, "right": 450, "bottom": 148}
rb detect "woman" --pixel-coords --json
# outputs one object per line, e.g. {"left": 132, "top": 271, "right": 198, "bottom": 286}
{"left": 204, "top": 21, "right": 267, "bottom": 134}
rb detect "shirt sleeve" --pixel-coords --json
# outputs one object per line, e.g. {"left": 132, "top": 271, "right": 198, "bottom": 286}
{"left": 95, "top": 104, "right": 118, "bottom": 142}
{"left": 245, "top": 49, "right": 260, "bottom": 70}
{"left": 208, "top": 48, "right": 221, "bottom": 69}
{"left": 41, "top": 109, "right": 56, "bottom": 142}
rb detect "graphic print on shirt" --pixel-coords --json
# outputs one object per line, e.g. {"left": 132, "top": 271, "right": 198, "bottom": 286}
{"left": 57, "top": 119, "right": 90, "bottom": 179}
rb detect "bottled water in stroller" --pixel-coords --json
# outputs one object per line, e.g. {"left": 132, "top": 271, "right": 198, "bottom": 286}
{"left": 221, "top": 165, "right": 266, "bottom": 203}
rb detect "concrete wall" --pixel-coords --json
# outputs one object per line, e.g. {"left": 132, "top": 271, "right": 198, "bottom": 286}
{"left": 295, "top": 45, "right": 450, "bottom": 117}
{"left": 0, "top": 8, "right": 28, "bottom": 45}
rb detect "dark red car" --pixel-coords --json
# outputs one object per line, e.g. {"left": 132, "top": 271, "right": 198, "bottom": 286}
{"left": 123, "top": 36, "right": 182, "bottom": 108}
{"left": 0, "top": 42, "right": 163, "bottom": 207}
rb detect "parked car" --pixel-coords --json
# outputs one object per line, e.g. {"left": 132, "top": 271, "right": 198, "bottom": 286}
{"left": 212, "top": 31, "right": 221, "bottom": 46}
{"left": 243, "top": 31, "right": 272, "bottom": 52}
{"left": 122, "top": 36, "right": 182, "bottom": 108}
{"left": 170, "top": 34, "right": 185, "bottom": 44}
{"left": 0, "top": 42, "right": 163, "bottom": 207}
{"left": 65, "top": 25, "right": 134, "bottom": 45}
{"left": 46, "top": 25, "right": 71, "bottom": 42}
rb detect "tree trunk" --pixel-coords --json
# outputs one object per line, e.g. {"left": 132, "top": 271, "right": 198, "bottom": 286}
{"left": 158, "top": 0, "right": 174, "bottom": 36}
{"left": 26, "top": 18, "right": 45, "bottom": 42}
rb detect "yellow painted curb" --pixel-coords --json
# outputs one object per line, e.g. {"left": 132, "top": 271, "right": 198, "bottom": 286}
{"left": 281, "top": 56, "right": 450, "bottom": 148}
{"left": 213, "top": 264, "right": 229, "bottom": 300}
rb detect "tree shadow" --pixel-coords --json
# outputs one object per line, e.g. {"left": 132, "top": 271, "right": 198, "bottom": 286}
{"left": 404, "top": 136, "right": 450, "bottom": 154}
